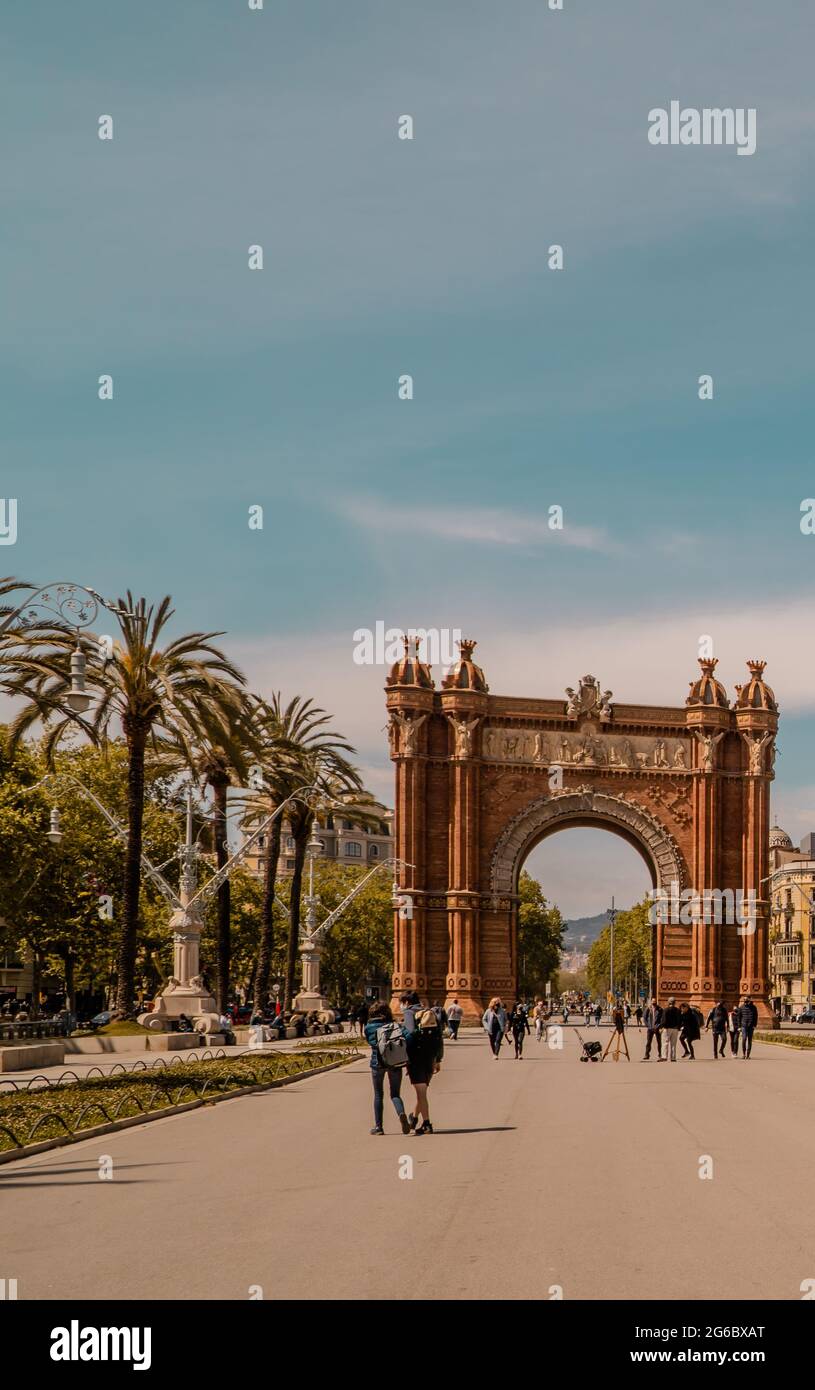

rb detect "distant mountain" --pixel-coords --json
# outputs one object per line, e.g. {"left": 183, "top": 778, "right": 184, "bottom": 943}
{"left": 562, "top": 913, "right": 608, "bottom": 949}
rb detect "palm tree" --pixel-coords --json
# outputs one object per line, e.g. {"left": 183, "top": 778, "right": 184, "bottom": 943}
{"left": 0, "top": 590, "right": 245, "bottom": 1016}
{"left": 243, "top": 695, "right": 360, "bottom": 1010}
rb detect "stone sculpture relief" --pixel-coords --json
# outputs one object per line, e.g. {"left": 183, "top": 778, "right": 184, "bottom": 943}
{"left": 482, "top": 726, "right": 691, "bottom": 771}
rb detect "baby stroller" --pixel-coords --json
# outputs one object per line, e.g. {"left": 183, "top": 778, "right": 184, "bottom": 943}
{"left": 575, "top": 1028, "right": 602, "bottom": 1062}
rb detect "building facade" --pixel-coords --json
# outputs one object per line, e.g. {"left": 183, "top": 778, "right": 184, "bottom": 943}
{"left": 769, "top": 827, "right": 815, "bottom": 1018}
{"left": 242, "top": 796, "right": 393, "bottom": 877}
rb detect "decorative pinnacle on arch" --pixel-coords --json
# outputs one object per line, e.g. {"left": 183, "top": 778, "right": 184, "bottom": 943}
{"left": 686, "top": 656, "right": 729, "bottom": 709}
{"left": 441, "top": 636, "right": 488, "bottom": 692}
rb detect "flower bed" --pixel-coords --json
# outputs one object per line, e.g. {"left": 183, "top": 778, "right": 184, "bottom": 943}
{"left": 0, "top": 1047, "right": 358, "bottom": 1154}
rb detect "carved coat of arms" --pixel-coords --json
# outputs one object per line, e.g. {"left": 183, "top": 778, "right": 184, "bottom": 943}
{"left": 565, "top": 675, "right": 613, "bottom": 721}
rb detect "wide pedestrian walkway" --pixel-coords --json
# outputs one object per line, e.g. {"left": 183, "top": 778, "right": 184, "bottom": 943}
{"left": 2, "top": 1027, "right": 810, "bottom": 1301}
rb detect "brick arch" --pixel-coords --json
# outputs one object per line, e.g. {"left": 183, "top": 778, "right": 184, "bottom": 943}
{"left": 490, "top": 789, "right": 688, "bottom": 899}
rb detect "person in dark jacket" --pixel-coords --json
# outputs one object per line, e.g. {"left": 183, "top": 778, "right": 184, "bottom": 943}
{"left": 509, "top": 1002, "right": 531, "bottom": 1059}
{"left": 364, "top": 1001, "right": 411, "bottom": 1136}
{"left": 662, "top": 998, "right": 682, "bottom": 1061}
{"left": 643, "top": 998, "right": 664, "bottom": 1061}
{"left": 679, "top": 1002, "right": 700, "bottom": 1059}
{"left": 406, "top": 1008, "right": 444, "bottom": 1135}
{"left": 706, "top": 1000, "right": 729, "bottom": 1059}
{"left": 740, "top": 996, "right": 759, "bottom": 1058}
{"left": 728, "top": 1003, "right": 742, "bottom": 1055}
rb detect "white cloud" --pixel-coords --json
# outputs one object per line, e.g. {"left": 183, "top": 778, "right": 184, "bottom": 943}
{"left": 335, "top": 496, "right": 615, "bottom": 553}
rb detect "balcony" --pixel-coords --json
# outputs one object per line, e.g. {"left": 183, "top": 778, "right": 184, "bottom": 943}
{"left": 772, "top": 935, "right": 803, "bottom": 976}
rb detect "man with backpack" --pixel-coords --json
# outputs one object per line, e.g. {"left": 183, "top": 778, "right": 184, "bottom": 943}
{"left": 740, "top": 995, "right": 759, "bottom": 1059}
{"left": 364, "top": 1002, "right": 411, "bottom": 1136}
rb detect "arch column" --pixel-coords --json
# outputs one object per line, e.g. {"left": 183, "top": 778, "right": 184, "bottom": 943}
{"left": 441, "top": 695, "right": 487, "bottom": 1015}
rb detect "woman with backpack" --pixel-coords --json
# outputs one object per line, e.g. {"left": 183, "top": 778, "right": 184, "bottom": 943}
{"left": 406, "top": 1008, "right": 444, "bottom": 1135}
{"left": 364, "top": 1001, "right": 411, "bottom": 1136}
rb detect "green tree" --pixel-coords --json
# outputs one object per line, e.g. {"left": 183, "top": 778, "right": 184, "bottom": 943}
{"left": 0, "top": 588, "right": 245, "bottom": 1016}
{"left": 517, "top": 871, "right": 566, "bottom": 997}
{"left": 587, "top": 899, "right": 653, "bottom": 1000}
{"left": 0, "top": 732, "right": 183, "bottom": 1013}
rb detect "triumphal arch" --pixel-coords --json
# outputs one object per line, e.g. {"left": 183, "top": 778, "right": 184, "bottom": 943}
{"left": 386, "top": 639, "right": 778, "bottom": 1022}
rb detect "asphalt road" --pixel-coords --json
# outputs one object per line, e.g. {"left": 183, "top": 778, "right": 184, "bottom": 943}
{"left": 3, "top": 1026, "right": 812, "bottom": 1301}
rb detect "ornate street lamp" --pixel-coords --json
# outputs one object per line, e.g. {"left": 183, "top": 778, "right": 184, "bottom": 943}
{"left": 46, "top": 806, "right": 63, "bottom": 847}
{"left": 1, "top": 580, "right": 134, "bottom": 716}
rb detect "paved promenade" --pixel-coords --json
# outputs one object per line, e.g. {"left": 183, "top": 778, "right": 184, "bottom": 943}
{"left": 3, "top": 1026, "right": 812, "bottom": 1301}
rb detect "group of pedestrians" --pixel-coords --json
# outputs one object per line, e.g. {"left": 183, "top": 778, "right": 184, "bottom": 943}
{"left": 642, "top": 995, "right": 759, "bottom": 1061}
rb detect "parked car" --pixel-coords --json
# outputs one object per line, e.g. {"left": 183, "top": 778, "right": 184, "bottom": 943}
{"left": 794, "top": 1007, "right": 815, "bottom": 1024}
{"left": 89, "top": 1010, "right": 114, "bottom": 1029}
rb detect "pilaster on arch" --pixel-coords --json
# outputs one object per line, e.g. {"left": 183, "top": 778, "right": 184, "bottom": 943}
{"left": 489, "top": 789, "right": 688, "bottom": 899}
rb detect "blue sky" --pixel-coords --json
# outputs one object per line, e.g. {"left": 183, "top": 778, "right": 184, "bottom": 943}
{"left": 3, "top": 0, "right": 815, "bottom": 914}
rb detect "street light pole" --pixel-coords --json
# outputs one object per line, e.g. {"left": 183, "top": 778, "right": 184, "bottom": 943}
{"left": 607, "top": 896, "right": 617, "bottom": 1003}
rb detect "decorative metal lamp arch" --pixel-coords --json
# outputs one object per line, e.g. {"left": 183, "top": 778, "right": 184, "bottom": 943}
{"left": 490, "top": 789, "right": 688, "bottom": 899}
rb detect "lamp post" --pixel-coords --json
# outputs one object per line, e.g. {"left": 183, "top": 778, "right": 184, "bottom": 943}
{"left": 295, "top": 828, "right": 326, "bottom": 1012}
{"left": 607, "top": 896, "right": 617, "bottom": 1005}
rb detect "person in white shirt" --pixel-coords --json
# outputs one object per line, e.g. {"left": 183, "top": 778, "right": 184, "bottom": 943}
{"left": 446, "top": 998, "right": 464, "bottom": 1039}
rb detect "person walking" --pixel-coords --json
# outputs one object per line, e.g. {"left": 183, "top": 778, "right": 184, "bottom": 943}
{"left": 740, "top": 995, "right": 759, "bottom": 1059}
{"left": 431, "top": 1000, "right": 448, "bottom": 1033}
{"left": 634, "top": 1003, "right": 643, "bottom": 1029}
{"left": 482, "top": 998, "right": 506, "bottom": 1058}
{"left": 679, "top": 1002, "right": 700, "bottom": 1059}
{"left": 705, "top": 999, "right": 729, "bottom": 1059}
{"left": 399, "top": 991, "right": 420, "bottom": 1034}
{"left": 642, "top": 997, "right": 664, "bottom": 1061}
{"left": 533, "top": 998, "right": 547, "bottom": 1042}
{"left": 662, "top": 997, "right": 682, "bottom": 1062}
{"left": 727, "top": 1001, "right": 741, "bottom": 1056}
{"left": 594, "top": 1002, "right": 603, "bottom": 1027}
{"left": 446, "top": 998, "right": 463, "bottom": 1039}
{"left": 364, "top": 1001, "right": 411, "bottom": 1136}
{"left": 584, "top": 1001, "right": 592, "bottom": 1027}
{"left": 509, "top": 1002, "right": 531, "bottom": 1059}
{"left": 406, "top": 1007, "right": 444, "bottom": 1135}
{"left": 602, "top": 1003, "right": 630, "bottom": 1061}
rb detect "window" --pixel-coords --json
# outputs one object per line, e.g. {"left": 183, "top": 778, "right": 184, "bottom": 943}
{"left": 326, "top": 814, "right": 334, "bottom": 830}
{"left": 286, "top": 858, "right": 295, "bottom": 870}
{"left": 257, "top": 835, "right": 265, "bottom": 849}
{"left": 285, "top": 836, "right": 294, "bottom": 850}
{"left": 345, "top": 842, "right": 362, "bottom": 857}
{"left": 369, "top": 844, "right": 379, "bottom": 858}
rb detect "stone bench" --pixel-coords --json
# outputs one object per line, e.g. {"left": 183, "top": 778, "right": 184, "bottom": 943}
{"left": 0, "top": 1042, "right": 66, "bottom": 1072}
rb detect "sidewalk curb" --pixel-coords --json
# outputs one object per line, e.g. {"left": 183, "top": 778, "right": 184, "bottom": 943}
{"left": 0, "top": 1056, "right": 357, "bottom": 1167}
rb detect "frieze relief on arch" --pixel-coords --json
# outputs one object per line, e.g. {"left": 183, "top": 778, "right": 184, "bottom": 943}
{"left": 489, "top": 788, "right": 688, "bottom": 898}
{"left": 482, "top": 725, "right": 690, "bottom": 771}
